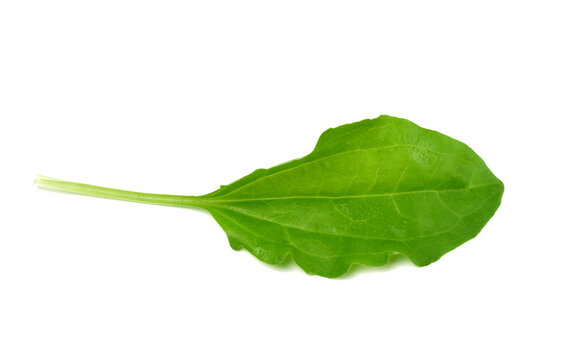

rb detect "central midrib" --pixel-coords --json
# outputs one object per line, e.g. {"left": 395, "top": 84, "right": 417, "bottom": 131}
{"left": 200, "top": 183, "right": 497, "bottom": 204}
{"left": 209, "top": 185, "right": 501, "bottom": 244}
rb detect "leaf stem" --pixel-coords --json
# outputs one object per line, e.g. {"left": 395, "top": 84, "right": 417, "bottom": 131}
{"left": 34, "top": 175, "right": 204, "bottom": 208}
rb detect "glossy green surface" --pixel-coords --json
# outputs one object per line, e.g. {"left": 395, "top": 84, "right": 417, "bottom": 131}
{"left": 36, "top": 115, "right": 504, "bottom": 278}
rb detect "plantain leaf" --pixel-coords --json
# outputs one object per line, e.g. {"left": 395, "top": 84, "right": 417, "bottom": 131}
{"left": 36, "top": 115, "right": 504, "bottom": 278}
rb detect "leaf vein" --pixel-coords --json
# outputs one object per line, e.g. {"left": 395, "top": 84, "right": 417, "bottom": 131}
{"left": 216, "top": 143, "right": 476, "bottom": 199}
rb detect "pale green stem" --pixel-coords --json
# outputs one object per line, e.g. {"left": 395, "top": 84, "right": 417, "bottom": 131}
{"left": 34, "top": 175, "right": 204, "bottom": 208}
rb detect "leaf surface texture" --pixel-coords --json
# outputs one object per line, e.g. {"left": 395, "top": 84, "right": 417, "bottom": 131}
{"left": 198, "top": 115, "right": 504, "bottom": 277}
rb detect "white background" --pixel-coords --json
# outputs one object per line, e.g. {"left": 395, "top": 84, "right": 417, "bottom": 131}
{"left": 1, "top": 1, "right": 568, "bottom": 359}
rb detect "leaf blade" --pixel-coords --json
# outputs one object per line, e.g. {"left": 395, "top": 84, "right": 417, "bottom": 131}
{"left": 201, "top": 115, "right": 503, "bottom": 277}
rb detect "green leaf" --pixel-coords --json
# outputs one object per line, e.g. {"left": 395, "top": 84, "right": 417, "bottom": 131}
{"left": 36, "top": 115, "right": 504, "bottom": 278}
